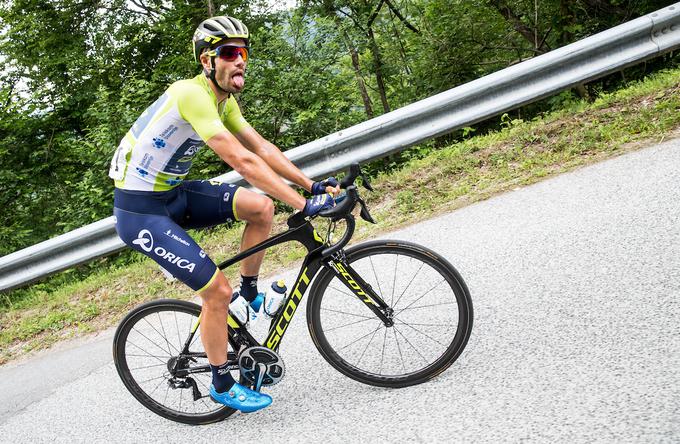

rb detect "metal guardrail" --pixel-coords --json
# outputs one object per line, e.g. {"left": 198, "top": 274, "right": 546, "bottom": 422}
{"left": 2, "top": 3, "right": 680, "bottom": 292}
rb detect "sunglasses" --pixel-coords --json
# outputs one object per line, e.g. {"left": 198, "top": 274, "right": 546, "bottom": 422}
{"left": 207, "top": 45, "right": 249, "bottom": 62}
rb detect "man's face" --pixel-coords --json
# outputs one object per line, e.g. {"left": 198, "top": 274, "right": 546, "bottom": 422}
{"left": 202, "top": 37, "right": 247, "bottom": 93}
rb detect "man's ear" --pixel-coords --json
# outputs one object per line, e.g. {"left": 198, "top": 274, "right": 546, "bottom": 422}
{"left": 199, "top": 52, "right": 212, "bottom": 73}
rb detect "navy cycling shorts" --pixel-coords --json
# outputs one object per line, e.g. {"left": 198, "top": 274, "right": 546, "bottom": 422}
{"left": 113, "top": 180, "right": 242, "bottom": 292}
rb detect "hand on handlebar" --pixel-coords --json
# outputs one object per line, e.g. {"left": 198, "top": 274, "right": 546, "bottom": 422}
{"left": 311, "top": 177, "right": 341, "bottom": 197}
{"left": 303, "top": 193, "right": 335, "bottom": 216}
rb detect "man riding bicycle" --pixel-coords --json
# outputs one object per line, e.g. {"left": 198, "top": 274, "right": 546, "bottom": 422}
{"left": 109, "top": 15, "right": 339, "bottom": 414}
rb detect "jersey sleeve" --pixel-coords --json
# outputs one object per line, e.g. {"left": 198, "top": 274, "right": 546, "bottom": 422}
{"left": 222, "top": 95, "right": 250, "bottom": 134}
{"left": 175, "top": 83, "right": 229, "bottom": 142}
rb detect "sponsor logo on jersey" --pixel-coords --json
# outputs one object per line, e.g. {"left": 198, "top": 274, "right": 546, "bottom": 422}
{"left": 183, "top": 146, "right": 201, "bottom": 156}
{"left": 140, "top": 153, "right": 153, "bottom": 169}
{"left": 132, "top": 229, "right": 154, "bottom": 252}
{"left": 136, "top": 167, "right": 149, "bottom": 177}
{"left": 165, "top": 229, "right": 190, "bottom": 246}
{"left": 159, "top": 124, "right": 178, "bottom": 139}
{"left": 132, "top": 229, "right": 196, "bottom": 273}
{"left": 223, "top": 192, "right": 230, "bottom": 202}
{"left": 152, "top": 137, "right": 166, "bottom": 149}
{"left": 165, "top": 177, "right": 182, "bottom": 186}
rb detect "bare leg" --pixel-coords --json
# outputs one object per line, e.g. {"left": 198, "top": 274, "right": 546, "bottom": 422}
{"left": 199, "top": 272, "right": 232, "bottom": 365}
{"left": 234, "top": 189, "right": 275, "bottom": 277}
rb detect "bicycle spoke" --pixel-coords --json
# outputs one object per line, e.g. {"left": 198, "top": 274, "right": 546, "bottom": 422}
{"left": 393, "top": 325, "right": 429, "bottom": 365}
{"left": 392, "top": 261, "right": 426, "bottom": 309}
{"left": 395, "top": 316, "right": 449, "bottom": 348}
{"left": 320, "top": 306, "right": 375, "bottom": 319}
{"left": 355, "top": 323, "right": 383, "bottom": 368}
{"left": 329, "top": 284, "right": 365, "bottom": 303}
{"left": 189, "top": 329, "right": 202, "bottom": 351}
{"left": 129, "top": 362, "right": 168, "bottom": 371}
{"left": 394, "top": 320, "right": 454, "bottom": 327}
{"left": 125, "top": 353, "right": 170, "bottom": 359}
{"left": 148, "top": 375, "right": 167, "bottom": 396}
{"left": 156, "top": 312, "right": 179, "bottom": 355}
{"left": 126, "top": 340, "right": 169, "bottom": 365}
{"left": 392, "top": 327, "right": 407, "bottom": 373}
{"left": 368, "top": 256, "right": 384, "bottom": 300}
{"left": 137, "top": 374, "right": 167, "bottom": 385}
{"left": 338, "top": 323, "right": 384, "bottom": 351}
{"left": 391, "top": 254, "right": 399, "bottom": 307}
{"left": 174, "top": 311, "right": 182, "bottom": 351}
{"left": 131, "top": 327, "right": 175, "bottom": 358}
{"left": 142, "top": 316, "right": 175, "bottom": 356}
{"left": 323, "top": 316, "right": 376, "bottom": 333}
{"left": 380, "top": 327, "right": 388, "bottom": 374}
{"left": 398, "top": 301, "right": 456, "bottom": 311}
{"left": 394, "top": 279, "right": 446, "bottom": 316}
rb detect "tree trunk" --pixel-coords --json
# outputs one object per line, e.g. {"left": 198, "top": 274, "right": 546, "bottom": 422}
{"left": 207, "top": 0, "right": 215, "bottom": 16}
{"left": 343, "top": 30, "right": 375, "bottom": 118}
{"left": 488, "top": 0, "right": 550, "bottom": 54}
{"left": 389, "top": 6, "right": 411, "bottom": 77}
{"left": 367, "top": 27, "right": 390, "bottom": 113}
{"left": 559, "top": 0, "right": 590, "bottom": 100}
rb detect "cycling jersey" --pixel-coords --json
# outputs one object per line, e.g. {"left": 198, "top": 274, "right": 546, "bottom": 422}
{"left": 109, "top": 74, "right": 250, "bottom": 191}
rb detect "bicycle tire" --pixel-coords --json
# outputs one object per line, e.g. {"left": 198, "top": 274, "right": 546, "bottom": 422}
{"left": 307, "top": 240, "right": 473, "bottom": 388}
{"left": 113, "top": 299, "right": 237, "bottom": 425}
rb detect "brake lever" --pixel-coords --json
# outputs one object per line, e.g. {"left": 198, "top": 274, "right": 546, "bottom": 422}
{"left": 358, "top": 198, "right": 376, "bottom": 224}
{"left": 360, "top": 173, "right": 373, "bottom": 192}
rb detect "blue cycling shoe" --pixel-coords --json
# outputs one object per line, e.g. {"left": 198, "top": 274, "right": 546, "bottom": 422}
{"left": 209, "top": 383, "right": 272, "bottom": 413}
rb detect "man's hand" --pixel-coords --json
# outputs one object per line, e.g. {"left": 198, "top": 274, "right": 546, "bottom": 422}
{"left": 311, "top": 177, "right": 340, "bottom": 196}
{"left": 303, "top": 193, "right": 335, "bottom": 216}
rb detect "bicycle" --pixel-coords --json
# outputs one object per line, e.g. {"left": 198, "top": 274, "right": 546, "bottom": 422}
{"left": 112, "top": 163, "right": 473, "bottom": 425}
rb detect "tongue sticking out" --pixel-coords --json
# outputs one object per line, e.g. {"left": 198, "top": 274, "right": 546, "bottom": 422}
{"left": 232, "top": 74, "right": 244, "bottom": 89}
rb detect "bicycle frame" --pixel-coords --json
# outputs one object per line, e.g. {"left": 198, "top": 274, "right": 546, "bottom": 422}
{"left": 177, "top": 212, "right": 391, "bottom": 374}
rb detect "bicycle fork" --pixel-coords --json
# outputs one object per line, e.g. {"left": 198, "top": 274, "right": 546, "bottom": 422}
{"left": 327, "top": 257, "right": 393, "bottom": 326}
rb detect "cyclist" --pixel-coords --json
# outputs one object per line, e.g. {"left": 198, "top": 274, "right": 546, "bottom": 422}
{"left": 109, "top": 15, "right": 339, "bottom": 414}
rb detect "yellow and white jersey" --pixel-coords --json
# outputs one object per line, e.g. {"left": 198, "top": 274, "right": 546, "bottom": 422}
{"left": 109, "top": 74, "right": 249, "bottom": 191}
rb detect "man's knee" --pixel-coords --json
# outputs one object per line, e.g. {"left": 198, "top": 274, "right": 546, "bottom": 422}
{"left": 249, "top": 196, "right": 274, "bottom": 226}
{"left": 200, "top": 274, "right": 232, "bottom": 310}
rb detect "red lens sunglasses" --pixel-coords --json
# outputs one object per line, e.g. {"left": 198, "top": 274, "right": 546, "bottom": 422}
{"left": 207, "top": 45, "right": 249, "bottom": 62}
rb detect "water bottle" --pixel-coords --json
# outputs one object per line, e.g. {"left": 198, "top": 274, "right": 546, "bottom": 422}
{"left": 229, "top": 293, "right": 251, "bottom": 324}
{"left": 263, "top": 280, "right": 287, "bottom": 319}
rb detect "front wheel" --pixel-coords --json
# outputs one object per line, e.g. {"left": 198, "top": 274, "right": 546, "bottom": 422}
{"left": 307, "top": 240, "right": 473, "bottom": 388}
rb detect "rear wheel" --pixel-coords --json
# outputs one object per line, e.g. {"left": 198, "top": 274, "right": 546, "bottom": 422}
{"left": 307, "top": 240, "right": 473, "bottom": 388}
{"left": 113, "top": 299, "right": 238, "bottom": 425}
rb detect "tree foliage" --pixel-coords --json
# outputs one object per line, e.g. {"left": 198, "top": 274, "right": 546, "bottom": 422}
{"left": 0, "top": 0, "right": 675, "bottom": 255}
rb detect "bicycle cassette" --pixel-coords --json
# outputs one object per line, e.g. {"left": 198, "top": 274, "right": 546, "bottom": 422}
{"left": 238, "top": 346, "right": 285, "bottom": 389}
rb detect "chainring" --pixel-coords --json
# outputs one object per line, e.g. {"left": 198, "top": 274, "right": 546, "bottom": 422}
{"left": 238, "top": 346, "right": 285, "bottom": 387}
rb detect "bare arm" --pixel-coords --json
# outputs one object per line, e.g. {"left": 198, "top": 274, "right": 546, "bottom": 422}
{"left": 206, "top": 130, "right": 306, "bottom": 210}
{"left": 235, "top": 126, "right": 315, "bottom": 192}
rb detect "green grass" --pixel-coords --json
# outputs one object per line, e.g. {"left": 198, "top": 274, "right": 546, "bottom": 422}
{"left": 1, "top": 66, "right": 679, "bottom": 365}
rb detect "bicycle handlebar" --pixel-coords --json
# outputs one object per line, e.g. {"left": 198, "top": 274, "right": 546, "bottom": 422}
{"left": 315, "top": 163, "right": 375, "bottom": 257}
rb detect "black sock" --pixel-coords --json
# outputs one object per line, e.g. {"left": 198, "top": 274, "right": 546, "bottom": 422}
{"left": 240, "top": 274, "right": 259, "bottom": 302}
{"left": 211, "top": 361, "right": 237, "bottom": 393}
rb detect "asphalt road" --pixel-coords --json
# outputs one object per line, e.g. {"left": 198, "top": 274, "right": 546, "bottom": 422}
{"left": 1, "top": 140, "right": 679, "bottom": 443}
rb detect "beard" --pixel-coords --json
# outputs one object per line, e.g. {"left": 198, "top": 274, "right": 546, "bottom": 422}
{"left": 215, "top": 69, "right": 245, "bottom": 93}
